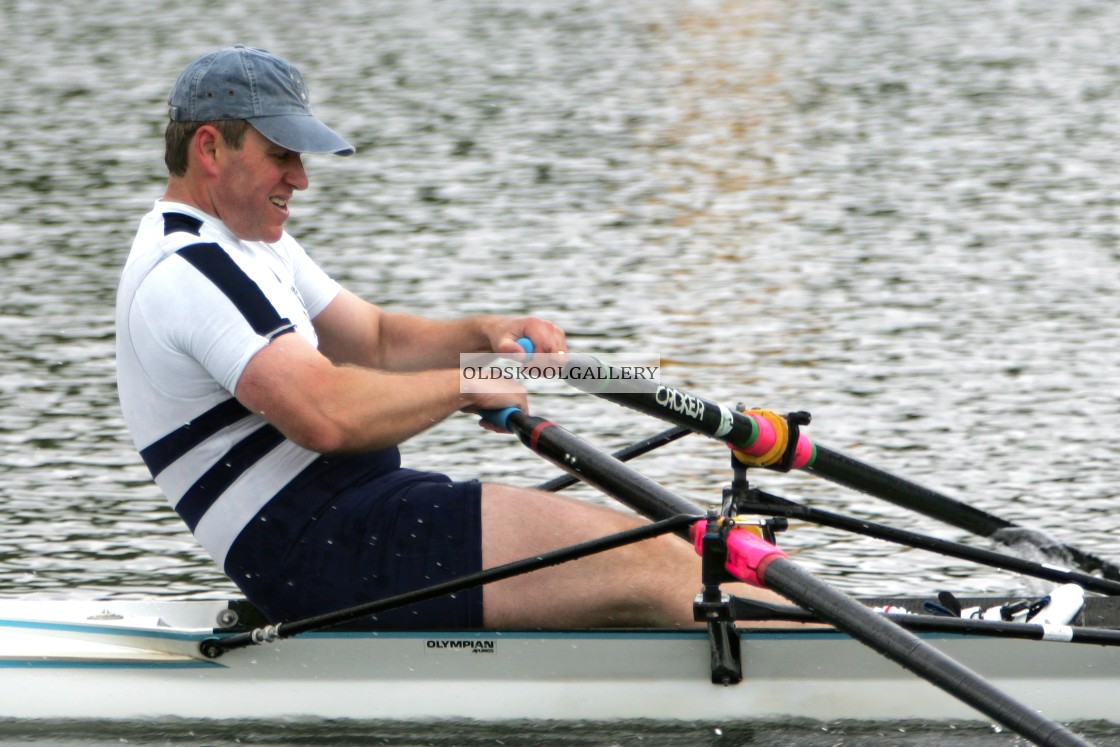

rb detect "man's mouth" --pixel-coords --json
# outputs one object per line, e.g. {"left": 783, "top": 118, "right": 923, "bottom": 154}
{"left": 270, "top": 197, "right": 288, "bottom": 209}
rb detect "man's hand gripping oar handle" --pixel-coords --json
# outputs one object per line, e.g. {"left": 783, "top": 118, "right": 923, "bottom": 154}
{"left": 478, "top": 337, "right": 536, "bottom": 431}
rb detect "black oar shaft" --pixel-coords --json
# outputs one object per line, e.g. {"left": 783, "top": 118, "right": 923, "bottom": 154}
{"left": 501, "top": 410, "right": 1092, "bottom": 747}
{"left": 536, "top": 425, "right": 690, "bottom": 492}
{"left": 807, "top": 445, "right": 1120, "bottom": 581}
{"left": 761, "top": 559, "right": 1091, "bottom": 747}
{"left": 507, "top": 412, "right": 699, "bottom": 538}
{"left": 561, "top": 360, "right": 758, "bottom": 447}
{"left": 808, "top": 445, "right": 1012, "bottom": 536}
{"left": 742, "top": 493, "right": 1120, "bottom": 596}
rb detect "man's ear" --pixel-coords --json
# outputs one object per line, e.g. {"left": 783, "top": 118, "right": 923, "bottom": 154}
{"left": 192, "top": 125, "right": 222, "bottom": 177}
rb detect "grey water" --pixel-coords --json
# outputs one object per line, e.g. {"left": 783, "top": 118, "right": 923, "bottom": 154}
{"left": 2, "top": 0, "right": 1120, "bottom": 744}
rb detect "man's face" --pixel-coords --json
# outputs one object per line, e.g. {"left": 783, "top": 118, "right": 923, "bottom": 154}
{"left": 210, "top": 126, "right": 308, "bottom": 243}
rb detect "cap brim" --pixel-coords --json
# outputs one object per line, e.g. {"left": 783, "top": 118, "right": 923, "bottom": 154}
{"left": 250, "top": 114, "right": 355, "bottom": 156}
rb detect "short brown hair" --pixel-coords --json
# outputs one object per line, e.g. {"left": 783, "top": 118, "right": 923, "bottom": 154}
{"left": 164, "top": 119, "right": 250, "bottom": 176}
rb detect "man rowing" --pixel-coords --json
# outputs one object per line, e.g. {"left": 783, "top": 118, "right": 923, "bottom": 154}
{"left": 115, "top": 46, "right": 790, "bottom": 629}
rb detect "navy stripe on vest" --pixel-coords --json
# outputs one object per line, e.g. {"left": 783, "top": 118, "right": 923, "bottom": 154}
{"left": 176, "top": 243, "right": 297, "bottom": 341}
{"left": 163, "top": 212, "right": 203, "bottom": 236}
{"left": 175, "top": 423, "right": 288, "bottom": 532}
{"left": 139, "top": 397, "right": 253, "bottom": 478}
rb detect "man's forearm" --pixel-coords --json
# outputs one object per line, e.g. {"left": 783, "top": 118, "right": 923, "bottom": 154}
{"left": 376, "top": 312, "right": 502, "bottom": 371}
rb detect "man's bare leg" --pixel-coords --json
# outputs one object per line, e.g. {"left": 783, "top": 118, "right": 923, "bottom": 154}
{"left": 480, "top": 483, "right": 794, "bottom": 629}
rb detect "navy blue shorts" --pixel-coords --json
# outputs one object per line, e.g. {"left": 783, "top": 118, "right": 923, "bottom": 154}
{"left": 226, "top": 461, "right": 484, "bottom": 629}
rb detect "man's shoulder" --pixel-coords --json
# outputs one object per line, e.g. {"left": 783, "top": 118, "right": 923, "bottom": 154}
{"left": 121, "top": 207, "right": 223, "bottom": 303}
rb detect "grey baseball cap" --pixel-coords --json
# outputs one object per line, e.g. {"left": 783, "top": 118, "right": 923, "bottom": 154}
{"left": 168, "top": 45, "right": 354, "bottom": 156}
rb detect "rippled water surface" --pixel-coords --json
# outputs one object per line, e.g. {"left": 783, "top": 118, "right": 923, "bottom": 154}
{"left": 3, "top": 0, "right": 1120, "bottom": 743}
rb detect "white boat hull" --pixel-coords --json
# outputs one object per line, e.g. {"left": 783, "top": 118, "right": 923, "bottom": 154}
{"left": 1, "top": 598, "right": 1117, "bottom": 724}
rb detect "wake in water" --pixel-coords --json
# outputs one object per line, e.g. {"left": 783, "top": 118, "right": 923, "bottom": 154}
{"left": 992, "top": 527, "right": 1080, "bottom": 594}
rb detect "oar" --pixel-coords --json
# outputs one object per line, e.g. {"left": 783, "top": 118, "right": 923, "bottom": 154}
{"left": 738, "top": 491, "right": 1120, "bottom": 596}
{"left": 482, "top": 404, "right": 1093, "bottom": 747}
{"left": 530, "top": 343, "right": 1120, "bottom": 579}
{"left": 536, "top": 425, "right": 691, "bottom": 492}
{"left": 804, "top": 445, "right": 1120, "bottom": 580}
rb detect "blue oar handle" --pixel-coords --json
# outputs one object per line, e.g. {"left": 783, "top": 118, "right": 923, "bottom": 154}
{"left": 478, "top": 337, "right": 535, "bottom": 429}
{"left": 514, "top": 337, "right": 535, "bottom": 360}
{"left": 480, "top": 406, "right": 520, "bottom": 429}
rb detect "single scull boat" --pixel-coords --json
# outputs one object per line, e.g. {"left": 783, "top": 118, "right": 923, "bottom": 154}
{"left": 1, "top": 593, "right": 1118, "bottom": 724}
